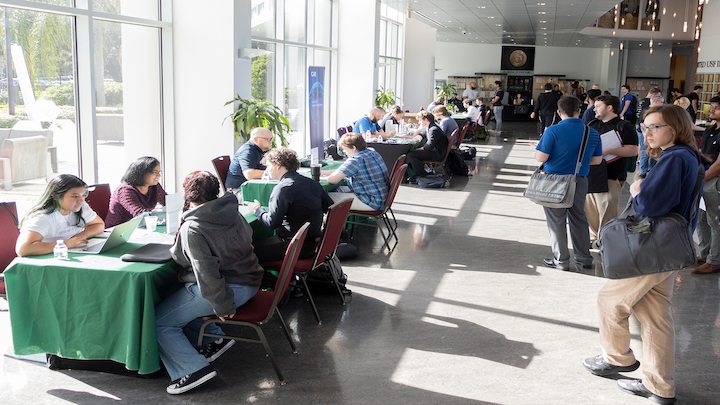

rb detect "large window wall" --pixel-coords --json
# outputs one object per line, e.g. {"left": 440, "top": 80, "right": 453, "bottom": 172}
{"left": 251, "top": 0, "right": 336, "bottom": 156}
{"left": 378, "top": 4, "right": 404, "bottom": 103}
{"left": 0, "top": 0, "right": 170, "bottom": 216}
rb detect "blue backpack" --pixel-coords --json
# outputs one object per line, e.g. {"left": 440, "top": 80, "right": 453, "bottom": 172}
{"left": 417, "top": 175, "right": 450, "bottom": 188}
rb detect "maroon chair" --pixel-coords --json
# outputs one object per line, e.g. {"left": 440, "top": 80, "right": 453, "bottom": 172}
{"left": 0, "top": 202, "right": 19, "bottom": 299}
{"left": 387, "top": 154, "right": 406, "bottom": 230}
{"left": 337, "top": 126, "right": 348, "bottom": 138}
{"left": 85, "top": 184, "right": 111, "bottom": 222}
{"left": 460, "top": 121, "right": 476, "bottom": 142}
{"left": 212, "top": 156, "right": 231, "bottom": 192}
{"left": 260, "top": 199, "right": 353, "bottom": 324}
{"left": 347, "top": 164, "right": 407, "bottom": 252}
{"left": 197, "top": 222, "right": 310, "bottom": 385}
{"left": 426, "top": 129, "right": 459, "bottom": 176}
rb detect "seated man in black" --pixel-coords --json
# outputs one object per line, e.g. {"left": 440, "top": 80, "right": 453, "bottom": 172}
{"left": 225, "top": 127, "right": 274, "bottom": 190}
{"left": 405, "top": 111, "right": 448, "bottom": 182}
{"left": 247, "top": 148, "right": 333, "bottom": 262}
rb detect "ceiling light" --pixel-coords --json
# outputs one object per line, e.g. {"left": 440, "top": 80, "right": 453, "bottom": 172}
{"left": 495, "top": 24, "right": 501, "bottom": 26}
{"left": 650, "top": 48, "right": 653, "bottom": 54}
{"left": 669, "top": 52, "right": 672, "bottom": 58}
{"left": 540, "top": 20, "right": 546, "bottom": 23}
{"left": 663, "top": 8, "right": 666, "bottom": 14}
{"left": 671, "top": 32, "right": 675, "bottom": 37}
{"left": 673, "top": 12, "right": 676, "bottom": 17}
{"left": 537, "top": 2, "right": 546, "bottom": 5}
{"left": 620, "top": 42, "right": 623, "bottom": 50}
{"left": 613, "top": 30, "right": 616, "bottom": 35}
{"left": 649, "top": 39, "right": 653, "bottom": 47}
{"left": 488, "top": 16, "right": 495, "bottom": 19}
{"left": 479, "top": 6, "right": 485, "bottom": 8}
{"left": 541, "top": 27, "right": 547, "bottom": 30}
{"left": 539, "top": 11, "right": 546, "bottom": 14}
{"left": 611, "top": 51, "right": 614, "bottom": 56}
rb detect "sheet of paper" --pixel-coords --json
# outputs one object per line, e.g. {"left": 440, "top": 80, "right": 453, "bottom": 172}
{"left": 700, "top": 196, "right": 706, "bottom": 212}
{"left": 165, "top": 192, "right": 183, "bottom": 235}
{"left": 600, "top": 129, "right": 622, "bottom": 163}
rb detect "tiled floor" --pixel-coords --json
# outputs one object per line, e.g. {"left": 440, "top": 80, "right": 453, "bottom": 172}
{"left": 1, "top": 121, "right": 718, "bottom": 404}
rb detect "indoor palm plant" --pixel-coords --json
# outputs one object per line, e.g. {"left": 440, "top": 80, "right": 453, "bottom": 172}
{"left": 434, "top": 81, "right": 458, "bottom": 102}
{"left": 224, "top": 95, "right": 291, "bottom": 146}
{"left": 375, "top": 86, "right": 402, "bottom": 110}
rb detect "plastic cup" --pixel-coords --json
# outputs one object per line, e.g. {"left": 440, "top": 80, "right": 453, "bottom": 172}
{"left": 311, "top": 164, "right": 321, "bottom": 181}
{"left": 145, "top": 216, "right": 158, "bottom": 232}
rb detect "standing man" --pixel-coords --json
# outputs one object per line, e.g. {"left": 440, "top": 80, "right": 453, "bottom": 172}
{"left": 583, "top": 89, "right": 603, "bottom": 125}
{"left": 620, "top": 85, "right": 636, "bottom": 125}
{"left": 694, "top": 96, "right": 720, "bottom": 274}
{"left": 226, "top": 127, "right": 274, "bottom": 190}
{"left": 585, "top": 95, "right": 639, "bottom": 243}
{"left": 463, "top": 82, "right": 480, "bottom": 105}
{"left": 530, "top": 83, "right": 562, "bottom": 136}
{"left": 491, "top": 81, "right": 505, "bottom": 133}
{"left": 535, "top": 96, "right": 603, "bottom": 270}
{"left": 636, "top": 88, "right": 662, "bottom": 130}
{"left": 670, "top": 88, "right": 682, "bottom": 103}
{"left": 686, "top": 85, "right": 702, "bottom": 119}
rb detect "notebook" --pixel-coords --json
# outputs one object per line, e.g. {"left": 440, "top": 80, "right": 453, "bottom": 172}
{"left": 68, "top": 216, "right": 142, "bottom": 254}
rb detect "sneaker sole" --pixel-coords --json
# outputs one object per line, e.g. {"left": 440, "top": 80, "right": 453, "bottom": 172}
{"left": 617, "top": 382, "right": 676, "bottom": 404}
{"left": 208, "top": 340, "right": 235, "bottom": 362}
{"left": 585, "top": 360, "right": 640, "bottom": 376}
{"left": 167, "top": 370, "right": 217, "bottom": 394}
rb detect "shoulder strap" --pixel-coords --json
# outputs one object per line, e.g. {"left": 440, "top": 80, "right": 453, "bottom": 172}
{"left": 573, "top": 125, "right": 591, "bottom": 176}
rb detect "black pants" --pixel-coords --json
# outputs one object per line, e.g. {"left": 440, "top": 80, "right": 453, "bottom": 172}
{"left": 253, "top": 235, "right": 318, "bottom": 263}
{"left": 406, "top": 149, "right": 441, "bottom": 179}
{"left": 540, "top": 114, "right": 557, "bottom": 135}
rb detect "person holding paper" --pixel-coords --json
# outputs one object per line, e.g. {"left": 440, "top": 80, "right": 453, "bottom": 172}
{"left": 585, "top": 95, "right": 639, "bottom": 243}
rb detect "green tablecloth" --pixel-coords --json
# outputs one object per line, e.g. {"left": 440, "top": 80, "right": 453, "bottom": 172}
{"left": 241, "top": 161, "right": 344, "bottom": 206}
{"left": 4, "top": 211, "right": 270, "bottom": 375}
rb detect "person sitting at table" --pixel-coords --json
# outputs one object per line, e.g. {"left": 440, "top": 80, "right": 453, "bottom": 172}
{"left": 355, "top": 106, "right": 396, "bottom": 139}
{"left": 463, "top": 99, "right": 479, "bottom": 123}
{"left": 225, "top": 127, "right": 274, "bottom": 190}
{"left": 379, "top": 105, "right": 404, "bottom": 132}
{"left": 156, "top": 171, "right": 263, "bottom": 395}
{"left": 427, "top": 97, "right": 444, "bottom": 112}
{"left": 323, "top": 133, "right": 389, "bottom": 211}
{"left": 105, "top": 156, "right": 167, "bottom": 228}
{"left": 432, "top": 105, "right": 459, "bottom": 142}
{"left": 16, "top": 174, "right": 105, "bottom": 257}
{"left": 405, "top": 111, "right": 449, "bottom": 183}
{"left": 247, "top": 148, "right": 333, "bottom": 263}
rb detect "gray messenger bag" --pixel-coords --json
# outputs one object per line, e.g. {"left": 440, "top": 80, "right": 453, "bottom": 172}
{"left": 524, "top": 125, "right": 589, "bottom": 208}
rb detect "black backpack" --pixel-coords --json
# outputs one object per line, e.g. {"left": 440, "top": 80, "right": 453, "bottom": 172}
{"left": 447, "top": 151, "right": 469, "bottom": 176}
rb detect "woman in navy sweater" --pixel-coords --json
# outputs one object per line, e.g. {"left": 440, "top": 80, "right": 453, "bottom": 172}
{"left": 583, "top": 105, "right": 702, "bottom": 405}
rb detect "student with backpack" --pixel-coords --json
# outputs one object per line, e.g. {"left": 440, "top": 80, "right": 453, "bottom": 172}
{"left": 620, "top": 85, "right": 637, "bottom": 125}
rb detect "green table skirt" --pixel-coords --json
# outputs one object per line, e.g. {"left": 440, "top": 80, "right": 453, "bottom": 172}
{"left": 241, "top": 161, "right": 345, "bottom": 206}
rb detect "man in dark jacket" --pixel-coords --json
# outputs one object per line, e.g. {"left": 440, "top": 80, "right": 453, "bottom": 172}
{"left": 531, "top": 83, "right": 562, "bottom": 135}
{"left": 406, "top": 110, "right": 448, "bottom": 182}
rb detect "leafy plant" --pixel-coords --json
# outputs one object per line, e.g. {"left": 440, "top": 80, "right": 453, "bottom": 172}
{"left": 224, "top": 96, "right": 291, "bottom": 146}
{"left": 434, "top": 81, "right": 458, "bottom": 102}
{"left": 375, "top": 86, "right": 401, "bottom": 110}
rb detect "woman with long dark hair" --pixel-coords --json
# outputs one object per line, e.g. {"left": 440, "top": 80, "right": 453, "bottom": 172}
{"left": 155, "top": 171, "right": 262, "bottom": 395}
{"left": 16, "top": 174, "right": 104, "bottom": 256}
{"left": 105, "top": 156, "right": 167, "bottom": 227}
{"left": 584, "top": 104, "right": 702, "bottom": 405}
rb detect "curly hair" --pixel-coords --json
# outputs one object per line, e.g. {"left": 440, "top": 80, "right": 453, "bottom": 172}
{"left": 262, "top": 147, "right": 300, "bottom": 172}
{"left": 182, "top": 171, "right": 219, "bottom": 211}
{"left": 23, "top": 174, "right": 88, "bottom": 227}
{"left": 121, "top": 156, "right": 161, "bottom": 187}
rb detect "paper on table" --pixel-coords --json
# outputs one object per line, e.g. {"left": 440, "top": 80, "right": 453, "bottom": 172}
{"left": 600, "top": 129, "right": 622, "bottom": 163}
{"left": 165, "top": 192, "right": 183, "bottom": 235}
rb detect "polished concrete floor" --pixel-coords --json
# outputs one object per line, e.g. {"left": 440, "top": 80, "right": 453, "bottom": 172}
{"left": 2, "top": 122, "right": 719, "bottom": 404}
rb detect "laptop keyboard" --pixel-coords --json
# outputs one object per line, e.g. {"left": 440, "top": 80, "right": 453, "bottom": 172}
{"left": 83, "top": 243, "right": 104, "bottom": 253}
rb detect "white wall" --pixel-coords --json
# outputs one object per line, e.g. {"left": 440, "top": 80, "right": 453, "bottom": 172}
{"left": 336, "top": 0, "right": 379, "bottom": 127}
{"left": 697, "top": 1, "right": 720, "bottom": 74}
{"left": 626, "top": 45, "right": 672, "bottom": 78}
{"left": 402, "top": 17, "right": 436, "bottom": 111}
{"left": 171, "top": 0, "right": 251, "bottom": 190}
{"left": 434, "top": 43, "right": 502, "bottom": 80}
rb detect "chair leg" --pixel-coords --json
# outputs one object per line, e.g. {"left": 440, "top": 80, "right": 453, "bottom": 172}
{"left": 380, "top": 214, "right": 399, "bottom": 251}
{"left": 325, "top": 260, "right": 348, "bottom": 305}
{"left": 249, "top": 323, "right": 286, "bottom": 385}
{"left": 274, "top": 307, "right": 298, "bottom": 354}
{"left": 298, "top": 275, "right": 322, "bottom": 325}
{"left": 388, "top": 207, "right": 398, "bottom": 231}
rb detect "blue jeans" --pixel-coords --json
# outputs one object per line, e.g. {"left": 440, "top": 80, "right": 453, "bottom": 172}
{"left": 156, "top": 282, "right": 259, "bottom": 381}
{"left": 493, "top": 106, "right": 504, "bottom": 131}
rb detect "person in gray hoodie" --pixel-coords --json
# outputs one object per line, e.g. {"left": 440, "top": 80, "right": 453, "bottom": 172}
{"left": 155, "top": 171, "right": 263, "bottom": 395}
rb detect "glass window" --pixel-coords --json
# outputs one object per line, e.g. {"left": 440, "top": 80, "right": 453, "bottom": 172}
{"left": 23, "top": 0, "right": 72, "bottom": 6}
{"left": 252, "top": 0, "right": 275, "bottom": 39}
{"left": 379, "top": 19, "right": 387, "bottom": 56}
{"left": 313, "top": 0, "right": 332, "bottom": 47}
{"left": 251, "top": 41, "right": 275, "bottom": 103}
{"left": 285, "top": 46, "right": 306, "bottom": 154}
{"left": 619, "top": 0, "right": 639, "bottom": 30}
{"left": 284, "top": 0, "right": 306, "bottom": 43}
{"left": 92, "top": 0, "right": 160, "bottom": 21}
{"left": 93, "top": 20, "right": 162, "bottom": 188}
{"left": 594, "top": 8, "right": 617, "bottom": 28}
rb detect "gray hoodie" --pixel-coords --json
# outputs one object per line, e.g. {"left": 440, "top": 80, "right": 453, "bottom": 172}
{"left": 170, "top": 192, "right": 263, "bottom": 316}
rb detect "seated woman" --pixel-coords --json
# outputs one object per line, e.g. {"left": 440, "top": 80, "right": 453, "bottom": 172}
{"left": 16, "top": 174, "right": 104, "bottom": 256}
{"left": 156, "top": 171, "right": 263, "bottom": 395}
{"left": 323, "top": 133, "right": 389, "bottom": 211}
{"left": 405, "top": 111, "right": 449, "bottom": 183}
{"left": 105, "top": 156, "right": 167, "bottom": 228}
{"left": 248, "top": 148, "right": 333, "bottom": 262}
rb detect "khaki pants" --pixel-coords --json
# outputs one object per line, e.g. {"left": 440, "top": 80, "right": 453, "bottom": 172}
{"left": 598, "top": 271, "right": 678, "bottom": 398}
{"left": 585, "top": 179, "right": 624, "bottom": 241}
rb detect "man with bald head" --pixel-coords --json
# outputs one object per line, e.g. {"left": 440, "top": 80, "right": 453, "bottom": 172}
{"left": 355, "top": 106, "right": 395, "bottom": 138}
{"left": 226, "top": 127, "right": 275, "bottom": 190}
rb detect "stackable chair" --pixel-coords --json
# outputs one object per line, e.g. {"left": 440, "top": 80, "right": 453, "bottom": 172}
{"left": 211, "top": 156, "right": 231, "bottom": 193}
{"left": 387, "top": 154, "right": 406, "bottom": 230}
{"left": 85, "top": 184, "right": 111, "bottom": 222}
{"left": 459, "top": 121, "right": 476, "bottom": 143}
{"left": 337, "top": 126, "right": 349, "bottom": 138}
{"left": 0, "top": 202, "right": 19, "bottom": 299}
{"left": 426, "top": 129, "right": 459, "bottom": 176}
{"left": 196, "top": 223, "right": 310, "bottom": 385}
{"left": 259, "top": 199, "right": 353, "bottom": 325}
{"left": 347, "top": 164, "right": 407, "bottom": 252}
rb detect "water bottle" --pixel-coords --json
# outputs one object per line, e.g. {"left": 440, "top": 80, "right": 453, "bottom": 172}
{"left": 54, "top": 240, "right": 68, "bottom": 260}
{"left": 365, "top": 130, "right": 371, "bottom": 141}
{"left": 261, "top": 169, "right": 271, "bottom": 181}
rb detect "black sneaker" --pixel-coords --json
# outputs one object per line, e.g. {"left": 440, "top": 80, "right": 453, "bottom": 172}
{"left": 617, "top": 379, "right": 676, "bottom": 404}
{"left": 199, "top": 338, "right": 235, "bottom": 362}
{"left": 166, "top": 365, "right": 217, "bottom": 394}
{"left": 583, "top": 354, "right": 640, "bottom": 376}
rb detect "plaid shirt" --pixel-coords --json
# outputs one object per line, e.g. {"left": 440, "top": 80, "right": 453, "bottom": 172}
{"left": 338, "top": 148, "right": 389, "bottom": 210}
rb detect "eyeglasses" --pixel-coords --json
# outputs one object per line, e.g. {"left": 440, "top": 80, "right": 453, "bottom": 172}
{"left": 259, "top": 136, "right": 274, "bottom": 141}
{"left": 151, "top": 170, "right": 162, "bottom": 176}
{"left": 640, "top": 124, "right": 668, "bottom": 133}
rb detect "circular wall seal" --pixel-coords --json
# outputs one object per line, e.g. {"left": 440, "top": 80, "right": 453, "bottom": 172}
{"left": 509, "top": 50, "right": 527, "bottom": 68}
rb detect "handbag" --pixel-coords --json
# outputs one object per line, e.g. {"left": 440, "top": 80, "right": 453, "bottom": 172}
{"left": 524, "top": 124, "right": 590, "bottom": 208}
{"left": 599, "top": 163, "right": 704, "bottom": 279}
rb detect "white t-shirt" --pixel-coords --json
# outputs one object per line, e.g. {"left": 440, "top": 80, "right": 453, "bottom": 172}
{"left": 465, "top": 105, "right": 479, "bottom": 122}
{"left": 463, "top": 88, "right": 479, "bottom": 104}
{"left": 21, "top": 203, "right": 98, "bottom": 243}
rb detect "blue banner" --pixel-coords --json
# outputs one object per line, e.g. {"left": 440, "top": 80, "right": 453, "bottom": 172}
{"left": 308, "top": 66, "right": 325, "bottom": 153}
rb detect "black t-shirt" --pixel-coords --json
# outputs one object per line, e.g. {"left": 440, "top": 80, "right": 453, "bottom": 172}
{"left": 588, "top": 117, "right": 638, "bottom": 181}
{"left": 686, "top": 92, "right": 699, "bottom": 117}
{"left": 493, "top": 89, "right": 504, "bottom": 106}
{"left": 700, "top": 124, "right": 720, "bottom": 163}
{"left": 635, "top": 97, "right": 651, "bottom": 130}
{"left": 534, "top": 92, "right": 562, "bottom": 117}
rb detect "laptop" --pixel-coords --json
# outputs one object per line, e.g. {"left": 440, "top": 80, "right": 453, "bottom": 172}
{"left": 69, "top": 216, "right": 143, "bottom": 254}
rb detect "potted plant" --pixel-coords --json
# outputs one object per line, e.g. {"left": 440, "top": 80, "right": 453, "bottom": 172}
{"left": 224, "top": 95, "right": 291, "bottom": 146}
{"left": 434, "top": 81, "right": 458, "bottom": 102}
{"left": 375, "top": 86, "right": 402, "bottom": 110}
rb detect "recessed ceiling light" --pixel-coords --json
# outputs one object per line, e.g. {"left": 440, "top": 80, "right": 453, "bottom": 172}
{"left": 537, "top": 2, "right": 546, "bottom": 5}
{"left": 495, "top": 24, "right": 501, "bottom": 26}
{"left": 479, "top": 6, "right": 485, "bottom": 8}
{"left": 488, "top": 16, "right": 495, "bottom": 18}
{"left": 541, "top": 27, "right": 547, "bottom": 30}
{"left": 539, "top": 11, "right": 546, "bottom": 14}
{"left": 540, "top": 20, "right": 546, "bottom": 23}
{"left": 543, "top": 33, "right": 547, "bottom": 35}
